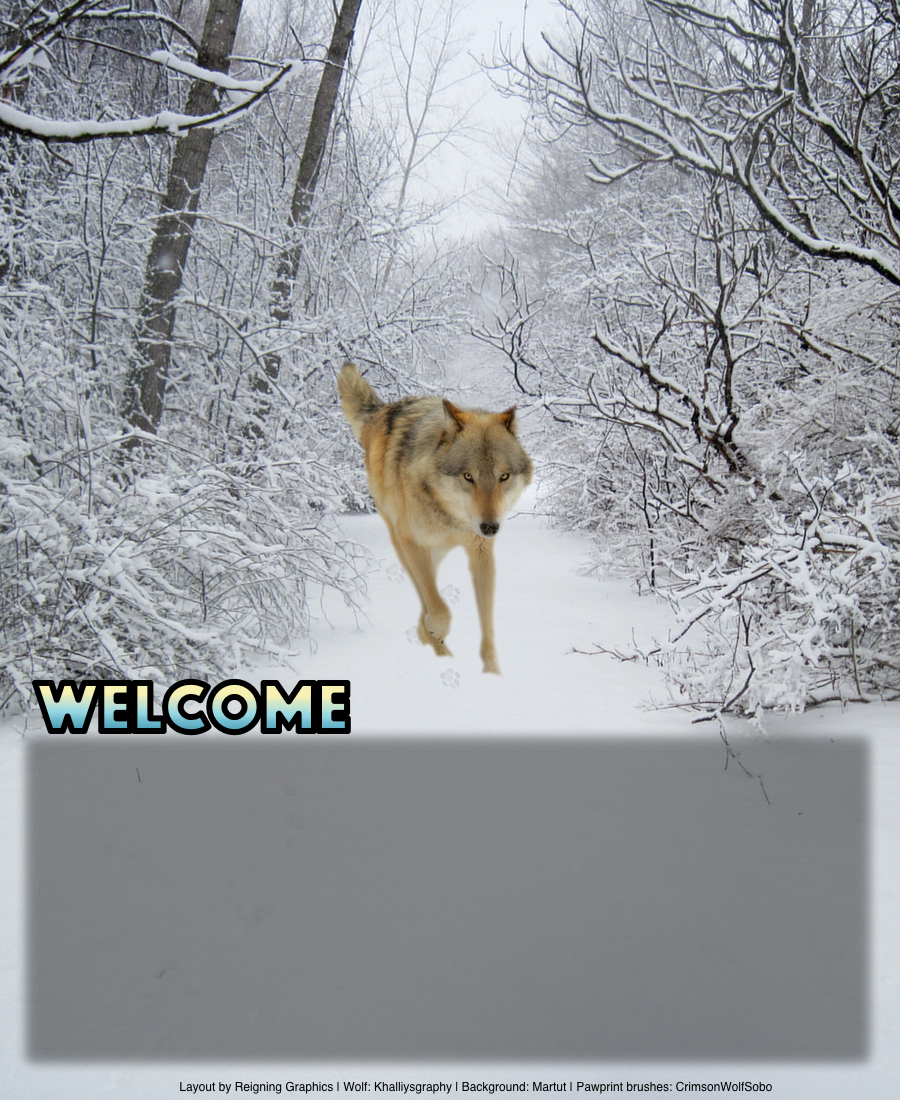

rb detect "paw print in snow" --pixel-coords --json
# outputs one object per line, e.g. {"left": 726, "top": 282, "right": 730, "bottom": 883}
{"left": 386, "top": 562, "right": 405, "bottom": 583}
{"left": 406, "top": 626, "right": 422, "bottom": 646}
{"left": 441, "top": 668, "right": 460, "bottom": 689}
{"left": 441, "top": 584, "right": 460, "bottom": 605}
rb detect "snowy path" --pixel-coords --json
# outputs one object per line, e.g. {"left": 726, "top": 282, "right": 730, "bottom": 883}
{"left": 1, "top": 507, "right": 898, "bottom": 1097}
{"left": 270, "top": 503, "right": 688, "bottom": 735}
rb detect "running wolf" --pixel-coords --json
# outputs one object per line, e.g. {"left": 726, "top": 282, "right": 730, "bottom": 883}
{"left": 338, "top": 362, "right": 533, "bottom": 675}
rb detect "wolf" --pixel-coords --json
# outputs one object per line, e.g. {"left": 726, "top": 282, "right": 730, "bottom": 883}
{"left": 338, "top": 362, "right": 533, "bottom": 675}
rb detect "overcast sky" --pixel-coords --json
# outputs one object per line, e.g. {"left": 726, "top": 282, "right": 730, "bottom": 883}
{"left": 350, "top": 0, "right": 563, "bottom": 239}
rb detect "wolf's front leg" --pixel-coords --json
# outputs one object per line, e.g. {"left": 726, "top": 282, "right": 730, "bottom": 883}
{"left": 467, "top": 539, "right": 500, "bottom": 675}
{"left": 480, "top": 642, "right": 500, "bottom": 675}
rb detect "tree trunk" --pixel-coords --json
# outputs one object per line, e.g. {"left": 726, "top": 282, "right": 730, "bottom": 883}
{"left": 123, "top": 0, "right": 244, "bottom": 436}
{"left": 247, "top": 0, "right": 363, "bottom": 437}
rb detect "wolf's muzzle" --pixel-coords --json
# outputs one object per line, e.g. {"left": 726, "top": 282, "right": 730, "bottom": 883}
{"left": 479, "top": 522, "right": 500, "bottom": 537}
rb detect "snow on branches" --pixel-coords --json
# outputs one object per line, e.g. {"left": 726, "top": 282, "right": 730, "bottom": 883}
{"left": 0, "top": 1, "right": 302, "bottom": 143}
{"left": 489, "top": 0, "right": 900, "bottom": 714}
{"left": 665, "top": 463, "right": 900, "bottom": 717}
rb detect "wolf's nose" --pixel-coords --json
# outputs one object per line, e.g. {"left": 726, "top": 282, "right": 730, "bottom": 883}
{"left": 480, "top": 522, "right": 499, "bottom": 537}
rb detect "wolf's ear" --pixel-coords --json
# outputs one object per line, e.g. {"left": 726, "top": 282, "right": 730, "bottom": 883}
{"left": 499, "top": 406, "right": 517, "bottom": 434}
{"left": 443, "top": 399, "right": 469, "bottom": 431}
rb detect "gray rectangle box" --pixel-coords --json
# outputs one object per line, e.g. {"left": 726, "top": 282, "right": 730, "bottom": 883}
{"left": 29, "top": 738, "right": 867, "bottom": 1060}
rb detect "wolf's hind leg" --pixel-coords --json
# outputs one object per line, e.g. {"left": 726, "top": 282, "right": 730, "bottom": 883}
{"left": 416, "top": 546, "right": 453, "bottom": 654}
{"left": 385, "top": 528, "right": 452, "bottom": 655}
{"left": 398, "top": 539, "right": 452, "bottom": 652}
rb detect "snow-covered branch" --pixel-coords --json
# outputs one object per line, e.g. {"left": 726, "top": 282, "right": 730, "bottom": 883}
{"left": 520, "top": 0, "right": 900, "bottom": 287}
{"left": 0, "top": 56, "right": 303, "bottom": 143}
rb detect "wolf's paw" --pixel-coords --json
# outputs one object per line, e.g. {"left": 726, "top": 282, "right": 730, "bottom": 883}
{"left": 441, "top": 668, "right": 460, "bottom": 689}
{"left": 418, "top": 616, "right": 452, "bottom": 656}
{"left": 440, "top": 584, "right": 460, "bottom": 605}
{"left": 481, "top": 648, "right": 501, "bottom": 675}
{"left": 422, "top": 607, "right": 451, "bottom": 641}
{"left": 386, "top": 562, "right": 406, "bottom": 583}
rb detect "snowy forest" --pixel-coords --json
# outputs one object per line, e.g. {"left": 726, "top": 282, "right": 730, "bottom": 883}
{"left": 2, "top": 0, "right": 900, "bottom": 721}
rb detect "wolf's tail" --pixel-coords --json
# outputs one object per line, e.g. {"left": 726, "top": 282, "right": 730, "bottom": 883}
{"left": 338, "top": 361, "right": 383, "bottom": 443}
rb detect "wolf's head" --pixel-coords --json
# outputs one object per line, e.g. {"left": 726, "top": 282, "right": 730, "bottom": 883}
{"left": 437, "top": 400, "right": 533, "bottom": 538}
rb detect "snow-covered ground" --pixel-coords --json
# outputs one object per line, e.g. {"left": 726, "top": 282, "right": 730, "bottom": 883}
{"left": 2, "top": 498, "right": 898, "bottom": 1096}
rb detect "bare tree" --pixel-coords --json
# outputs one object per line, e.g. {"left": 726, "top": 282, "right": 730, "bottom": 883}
{"left": 247, "top": 0, "right": 363, "bottom": 436}
{"left": 123, "top": 0, "right": 247, "bottom": 437}
{"left": 377, "top": 0, "right": 480, "bottom": 288}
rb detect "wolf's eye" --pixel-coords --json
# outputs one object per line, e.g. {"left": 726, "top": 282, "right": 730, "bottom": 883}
{"left": 463, "top": 473, "right": 473, "bottom": 482}
{"left": 499, "top": 473, "right": 510, "bottom": 482}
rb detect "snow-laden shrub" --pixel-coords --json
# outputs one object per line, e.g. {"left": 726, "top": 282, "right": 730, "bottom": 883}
{"left": 663, "top": 459, "right": 900, "bottom": 717}
{"left": 0, "top": 443, "right": 365, "bottom": 709}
